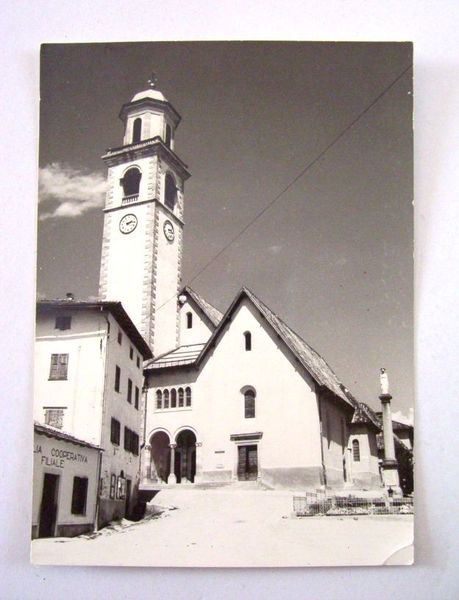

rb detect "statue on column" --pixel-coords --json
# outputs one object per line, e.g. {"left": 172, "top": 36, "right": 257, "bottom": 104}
{"left": 380, "top": 367, "right": 389, "bottom": 395}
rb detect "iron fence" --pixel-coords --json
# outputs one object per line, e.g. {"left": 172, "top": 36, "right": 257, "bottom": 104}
{"left": 293, "top": 493, "right": 414, "bottom": 516}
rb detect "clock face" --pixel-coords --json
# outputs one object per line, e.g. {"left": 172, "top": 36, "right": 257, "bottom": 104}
{"left": 163, "top": 220, "right": 175, "bottom": 242}
{"left": 119, "top": 214, "right": 138, "bottom": 234}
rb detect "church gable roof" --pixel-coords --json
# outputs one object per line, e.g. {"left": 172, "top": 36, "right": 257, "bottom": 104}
{"left": 351, "top": 402, "right": 382, "bottom": 431}
{"left": 196, "top": 287, "right": 356, "bottom": 408}
{"left": 182, "top": 286, "right": 223, "bottom": 328}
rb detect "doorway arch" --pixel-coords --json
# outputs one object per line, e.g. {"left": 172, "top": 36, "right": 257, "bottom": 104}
{"left": 149, "top": 430, "right": 171, "bottom": 483}
{"left": 174, "top": 429, "right": 197, "bottom": 483}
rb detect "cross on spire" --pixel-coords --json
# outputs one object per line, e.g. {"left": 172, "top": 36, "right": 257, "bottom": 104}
{"left": 147, "top": 72, "right": 158, "bottom": 89}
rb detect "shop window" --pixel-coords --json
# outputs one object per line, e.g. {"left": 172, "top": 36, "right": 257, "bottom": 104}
{"left": 110, "top": 417, "right": 120, "bottom": 445}
{"left": 71, "top": 477, "right": 88, "bottom": 515}
{"left": 44, "top": 407, "right": 65, "bottom": 429}
{"left": 49, "top": 353, "right": 69, "bottom": 380}
{"left": 55, "top": 315, "right": 71, "bottom": 330}
{"left": 352, "top": 439, "right": 361, "bottom": 462}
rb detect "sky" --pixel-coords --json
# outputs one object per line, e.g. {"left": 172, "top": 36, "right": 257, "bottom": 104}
{"left": 37, "top": 41, "right": 413, "bottom": 415}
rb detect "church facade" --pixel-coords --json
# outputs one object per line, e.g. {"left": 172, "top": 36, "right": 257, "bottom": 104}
{"left": 98, "top": 80, "right": 384, "bottom": 492}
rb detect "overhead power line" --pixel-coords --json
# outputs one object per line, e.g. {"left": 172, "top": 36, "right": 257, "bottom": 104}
{"left": 156, "top": 62, "right": 412, "bottom": 313}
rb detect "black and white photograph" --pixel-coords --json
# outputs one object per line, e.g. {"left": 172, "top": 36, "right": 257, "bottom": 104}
{"left": 31, "top": 41, "right": 414, "bottom": 567}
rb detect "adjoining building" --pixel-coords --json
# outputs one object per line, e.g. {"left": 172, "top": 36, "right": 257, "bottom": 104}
{"left": 34, "top": 299, "right": 152, "bottom": 528}
{"left": 32, "top": 422, "right": 101, "bottom": 539}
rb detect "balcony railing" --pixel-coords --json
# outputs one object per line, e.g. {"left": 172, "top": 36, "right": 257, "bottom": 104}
{"left": 122, "top": 194, "right": 139, "bottom": 205}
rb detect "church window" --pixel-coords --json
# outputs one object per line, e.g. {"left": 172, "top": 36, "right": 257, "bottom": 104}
{"left": 244, "top": 389, "right": 256, "bottom": 418}
{"left": 164, "top": 389, "right": 170, "bottom": 409}
{"left": 55, "top": 315, "right": 71, "bottom": 330}
{"left": 49, "top": 353, "right": 69, "bottom": 380}
{"left": 178, "top": 387, "right": 184, "bottom": 407}
{"left": 132, "top": 118, "right": 142, "bottom": 143}
{"left": 156, "top": 390, "right": 162, "bottom": 409}
{"left": 185, "top": 387, "right": 192, "bottom": 407}
{"left": 244, "top": 331, "right": 252, "bottom": 351}
{"left": 121, "top": 167, "right": 142, "bottom": 197}
{"left": 165, "top": 173, "right": 177, "bottom": 210}
{"left": 165, "top": 123, "right": 172, "bottom": 148}
{"left": 44, "top": 407, "right": 65, "bottom": 429}
{"left": 171, "top": 388, "right": 177, "bottom": 408}
{"left": 352, "top": 439, "right": 360, "bottom": 462}
{"left": 186, "top": 312, "right": 193, "bottom": 329}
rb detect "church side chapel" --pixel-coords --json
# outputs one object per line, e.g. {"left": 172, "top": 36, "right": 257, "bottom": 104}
{"left": 98, "top": 76, "right": 402, "bottom": 494}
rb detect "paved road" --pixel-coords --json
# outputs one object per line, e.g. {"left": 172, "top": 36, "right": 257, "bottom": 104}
{"left": 31, "top": 488, "right": 413, "bottom": 567}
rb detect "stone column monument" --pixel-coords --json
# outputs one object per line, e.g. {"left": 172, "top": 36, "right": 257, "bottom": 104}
{"left": 379, "top": 368, "right": 402, "bottom": 495}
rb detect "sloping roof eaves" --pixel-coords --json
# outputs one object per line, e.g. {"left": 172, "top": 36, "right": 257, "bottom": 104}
{"left": 183, "top": 286, "right": 223, "bottom": 328}
{"left": 196, "top": 287, "right": 356, "bottom": 408}
{"left": 37, "top": 300, "right": 152, "bottom": 359}
{"left": 351, "top": 402, "right": 382, "bottom": 431}
{"left": 34, "top": 421, "right": 102, "bottom": 451}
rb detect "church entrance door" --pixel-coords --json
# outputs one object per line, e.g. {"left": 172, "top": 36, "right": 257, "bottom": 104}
{"left": 175, "top": 429, "right": 197, "bottom": 483}
{"left": 237, "top": 445, "right": 258, "bottom": 481}
{"left": 150, "top": 431, "right": 171, "bottom": 483}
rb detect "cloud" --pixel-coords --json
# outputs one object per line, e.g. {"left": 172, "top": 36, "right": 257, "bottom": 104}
{"left": 392, "top": 408, "right": 414, "bottom": 426}
{"left": 38, "top": 162, "right": 107, "bottom": 220}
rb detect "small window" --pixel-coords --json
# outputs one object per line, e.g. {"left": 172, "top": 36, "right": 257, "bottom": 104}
{"left": 44, "top": 407, "right": 65, "bottom": 429}
{"left": 111, "top": 418, "right": 121, "bottom": 445}
{"left": 132, "top": 117, "right": 142, "bottom": 143}
{"left": 186, "top": 312, "right": 193, "bottom": 329}
{"left": 121, "top": 167, "right": 142, "bottom": 197}
{"left": 244, "top": 331, "right": 252, "bottom": 351}
{"left": 178, "top": 387, "right": 184, "bottom": 407}
{"left": 124, "top": 426, "right": 131, "bottom": 452}
{"left": 55, "top": 315, "right": 71, "bottom": 330}
{"left": 135, "top": 386, "right": 140, "bottom": 410}
{"left": 117, "top": 330, "right": 122, "bottom": 345}
{"left": 164, "top": 389, "right": 170, "bottom": 409}
{"left": 156, "top": 390, "right": 163, "bottom": 410}
{"left": 244, "top": 389, "right": 255, "bottom": 418}
{"left": 171, "top": 388, "right": 177, "bottom": 408}
{"left": 136, "top": 356, "right": 140, "bottom": 368}
{"left": 185, "top": 387, "right": 192, "bottom": 407}
{"left": 127, "top": 378, "right": 133, "bottom": 404}
{"left": 165, "top": 123, "right": 172, "bottom": 148}
{"left": 49, "top": 354, "right": 69, "bottom": 380}
{"left": 352, "top": 439, "right": 360, "bottom": 462}
{"left": 131, "top": 432, "right": 139, "bottom": 456}
{"left": 109, "top": 474, "right": 116, "bottom": 499}
{"left": 129, "top": 346, "right": 133, "bottom": 360}
{"left": 165, "top": 173, "right": 177, "bottom": 210}
{"left": 71, "top": 477, "right": 88, "bottom": 515}
{"left": 115, "top": 365, "right": 121, "bottom": 392}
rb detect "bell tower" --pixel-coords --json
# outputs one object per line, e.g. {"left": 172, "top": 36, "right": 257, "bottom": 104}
{"left": 99, "top": 75, "right": 190, "bottom": 357}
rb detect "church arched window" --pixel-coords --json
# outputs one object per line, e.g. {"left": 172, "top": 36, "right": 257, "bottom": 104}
{"left": 244, "top": 388, "right": 256, "bottom": 419}
{"left": 171, "top": 388, "right": 177, "bottom": 408}
{"left": 132, "top": 118, "right": 142, "bottom": 143}
{"left": 244, "top": 331, "right": 252, "bottom": 351}
{"left": 185, "top": 387, "right": 192, "bottom": 407}
{"left": 352, "top": 439, "right": 360, "bottom": 462}
{"left": 178, "top": 387, "right": 184, "bottom": 407}
{"left": 156, "top": 390, "right": 162, "bottom": 410}
{"left": 186, "top": 312, "right": 193, "bottom": 329}
{"left": 121, "top": 167, "right": 142, "bottom": 197}
{"left": 165, "top": 123, "right": 172, "bottom": 148}
{"left": 163, "top": 389, "right": 170, "bottom": 409}
{"left": 165, "top": 173, "right": 177, "bottom": 210}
